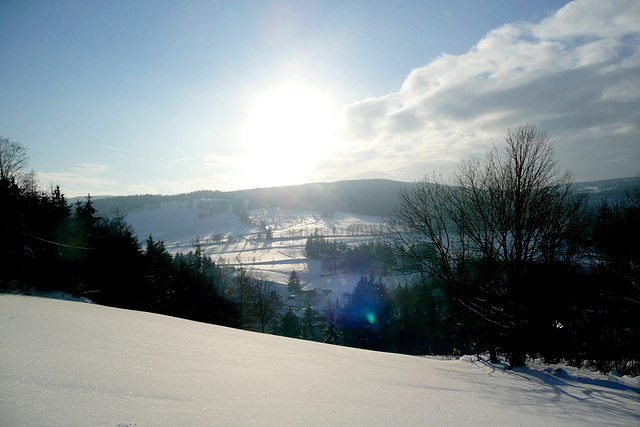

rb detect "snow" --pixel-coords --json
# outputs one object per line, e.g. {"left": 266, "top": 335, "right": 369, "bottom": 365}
{"left": 125, "top": 202, "right": 390, "bottom": 302}
{"left": 2, "top": 294, "right": 638, "bottom": 426}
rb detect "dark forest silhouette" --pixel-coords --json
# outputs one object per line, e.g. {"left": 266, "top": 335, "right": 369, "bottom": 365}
{"left": 1, "top": 133, "right": 638, "bottom": 374}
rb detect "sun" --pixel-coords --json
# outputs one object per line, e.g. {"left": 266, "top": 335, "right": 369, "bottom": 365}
{"left": 240, "top": 84, "right": 339, "bottom": 187}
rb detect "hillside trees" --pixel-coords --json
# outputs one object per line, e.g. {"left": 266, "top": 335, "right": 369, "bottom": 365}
{"left": 387, "top": 124, "right": 588, "bottom": 367}
{"left": 388, "top": 277, "right": 467, "bottom": 356}
{"left": 1, "top": 179, "right": 72, "bottom": 290}
{"left": 300, "top": 305, "right": 320, "bottom": 341}
{"left": 170, "top": 246, "right": 237, "bottom": 325}
{"left": 305, "top": 232, "right": 392, "bottom": 275}
{"left": 83, "top": 212, "right": 145, "bottom": 307}
{"left": 321, "top": 299, "right": 343, "bottom": 345}
{"left": 231, "top": 267, "right": 253, "bottom": 329}
{"left": 143, "top": 235, "right": 174, "bottom": 312}
{"left": 586, "top": 189, "right": 640, "bottom": 371}
{"left": 230, "top": 268, "right": 282, "bottom": 332}
{"left": 0, "top": 140, "right": 87, "bottom": 294}
{"left": 305, "top": 231, "right": 345, "bottom": 258}
{"left": 279, "top": 309, "right": 301, "bottom": 338}
{"left": 0, "top": 140, "right": 239, "bottom": 326}
{"left": 251, "top": 273, "right": 282, "bottom": 333}
{"left": 339, "top": 276, "right": 393, "bottom": 351}
{"left": 592, "top": 190, "right": 640, "bottom": 306}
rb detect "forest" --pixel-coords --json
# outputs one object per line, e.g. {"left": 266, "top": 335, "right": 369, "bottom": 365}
{"left": 1, "top": 131, "right": 638, "bottom": 375}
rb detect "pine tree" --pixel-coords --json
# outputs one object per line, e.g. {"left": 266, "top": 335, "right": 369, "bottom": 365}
{"left": 280, "top": 309, "right": 301, "bottom": 338}
{"left": 322, "top": 299, "right": 343, "bottom": 345}
{"left": 339, "top": 276, "right": 392, "bottom": 350}
{"left": 301, "top": 305, "right": 318, "bottom": 341}
{"left": 74, "top": 195, "right": 97, "bottom": 224}
{"left": 144, "top": 235, "right": 174, "bottom": 312}
{"left": 286, "top": 270, "right": 302, "bottom": 295}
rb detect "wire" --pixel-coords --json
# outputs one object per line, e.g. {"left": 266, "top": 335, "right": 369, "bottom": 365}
{"left": 21, "top": 231, "right": 95, "bottom": 250}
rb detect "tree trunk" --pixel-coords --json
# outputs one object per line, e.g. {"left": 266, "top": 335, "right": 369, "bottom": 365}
{"left": 487, "top": 322, "right": 498, "bottom": 364}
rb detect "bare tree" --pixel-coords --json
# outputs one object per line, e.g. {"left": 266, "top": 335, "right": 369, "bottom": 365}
{"left": 249, "top": 273, "right": 282, "bottom": 333}
{"left": 0, "top": 136, "right": 28, "bottom": 181}
{"left": 17, "top": 169, "right": 40, "bottom": 195}
{"left": 231, "top": 268, "right": 282, "bottom": 332}
{"left": 387, "top": 124, "right": 587, "bottom": 366}
{"left": 231, "top": 267, "right": 253, "bottom": 329}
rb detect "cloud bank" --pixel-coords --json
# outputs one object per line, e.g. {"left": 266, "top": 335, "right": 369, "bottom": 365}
{"left": 337, "top": 0, "right": 640, "bottom": 182}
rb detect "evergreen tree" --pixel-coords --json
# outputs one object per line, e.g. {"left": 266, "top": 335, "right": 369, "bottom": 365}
{"left": 286, "top": 270, "right": 302, "bottom": 295}
{"left": 86, "top": 214, "right": 144, "bottom": 307}
{"left": 280, "top": 309, "right": 301, "bottom": 338}
{"left": 339, "top": 276, "right": 392, "bottom": 350}
{"left": 74, "top": 195, "right": 97, "bottom": 224}
{"left": 143, "top": 235, "right": 174, "bottom": 312}
{"left": 300, "top": 305, "right": 318, "bottom": 341}
{"left": 586, "top": 189, "right": 640, "bottom": 372}
{"left": 322, "top": 299, "right": 343, "bottom": 345}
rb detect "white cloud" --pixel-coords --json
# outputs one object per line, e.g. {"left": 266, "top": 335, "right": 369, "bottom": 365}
{"left": 338, "top": 0, "right": 640, "bottom": 182}
{"left": 39, "top": 163, "right": 117, "bottom": 197}
{"left": 532, "top": 0, "right": 640, "bottom": 39}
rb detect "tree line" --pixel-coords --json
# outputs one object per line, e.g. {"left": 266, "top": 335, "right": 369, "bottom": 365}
{"left": 2, "top": 129, "right": 638, "bottom": 374}
{"left": 385, "top": 124, "right": 639, "bottom": 372}
{"left": 295, "top": 125, "right": 639, "bottom": 373}
{"left": 0, "top": 136, "right": 279, "bottom": 330}
{"left": 305, "top": 232, "right": 393, "bottom": 275}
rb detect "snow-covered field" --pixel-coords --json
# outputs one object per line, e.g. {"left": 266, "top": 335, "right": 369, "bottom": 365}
{"left": 125, "top": 201, "right": 391, "bottom": 300}
{"left": 1, "top": 294, "right": 638, "bottom": 426}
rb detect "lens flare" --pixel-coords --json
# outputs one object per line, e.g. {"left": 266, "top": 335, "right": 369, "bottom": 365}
{"left": 365, "top": 312, "right": 376, "bottom": 324}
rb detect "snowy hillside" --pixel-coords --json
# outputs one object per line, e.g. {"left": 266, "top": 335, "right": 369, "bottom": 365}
{"left": 97, "top": 177, "right": 640, "bottom": 301}
{"left": 1, "top": 294, "right": 638, "bottom": 426}
{"left": 125, "top": 201, "right": 389, "bottom": 301}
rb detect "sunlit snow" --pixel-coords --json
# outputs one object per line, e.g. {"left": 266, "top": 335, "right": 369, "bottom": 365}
{"left": 1, "top": 295, "right": 638, "bottom": 426}
{"left": 125, "top": 202, "right": 389, "bottom": 300}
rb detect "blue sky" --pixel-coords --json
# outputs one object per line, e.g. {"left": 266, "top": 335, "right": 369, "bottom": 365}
{"left": 1, "top": 0, "right": 638, "bottom": 196}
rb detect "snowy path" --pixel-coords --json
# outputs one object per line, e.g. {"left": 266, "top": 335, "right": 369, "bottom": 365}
{"left": 1, "top": 295, "right": 639, "bottom": 426}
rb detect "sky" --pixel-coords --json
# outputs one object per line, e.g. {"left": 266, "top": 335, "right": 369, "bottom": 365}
{"left": 1, "top": 0, "right": 639, "bottom": 197}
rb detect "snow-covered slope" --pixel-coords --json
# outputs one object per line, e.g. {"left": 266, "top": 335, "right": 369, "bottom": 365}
{"left": 117, "top": 176, "right": 640, "bottom": 298}
{"left": 2, "top": 295, "right": 638, "bottom": 426}
{"left": 125, "top": 202, "right": 388, "bottom": 300}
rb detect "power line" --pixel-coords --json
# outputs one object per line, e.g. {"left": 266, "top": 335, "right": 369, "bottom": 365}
{"left": 21, "top": 231, "right": 95, "bottom": 250}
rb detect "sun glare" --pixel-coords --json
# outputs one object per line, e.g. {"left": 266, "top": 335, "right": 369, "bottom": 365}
{"left": 241, "top": 84, "right": 339, "bottom": 187}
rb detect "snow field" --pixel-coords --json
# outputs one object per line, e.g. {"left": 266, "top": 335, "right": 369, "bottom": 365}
{"left": 125, "top": 202, "right": 389, "bottom": 300}
{"left": 1, "top": 295, "right": 639, "bottom": 426}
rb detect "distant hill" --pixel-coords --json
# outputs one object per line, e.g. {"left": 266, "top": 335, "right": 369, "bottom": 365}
{"left": 572, "top": 176, "right": 640, "bottom": 204}
{"left": 229, "top": 179, "right": 408, "bottom": 216}
{"left": 85, "top": 179, "right": 409, "bottom": 217}
{"left": 81, "top": 177, "right": 640, "bottom": 218}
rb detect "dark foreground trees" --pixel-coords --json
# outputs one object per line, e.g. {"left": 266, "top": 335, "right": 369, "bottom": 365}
{"left": 229, "top": 268, "right": 282, "bottom": 332}
{"left": 4, "top": 133, "right": 638, "bottom": 372}
{"left": 0, "top": 138, "right": 239, "bottom": 327}
{"left": 586, "top": 189, "right": 640, "bottom": 372}
{"left": 339, "top": 276, "right": 393, "bottom": 351}
{"left": 387, "top": 124, "right": 588, "bottom": 367}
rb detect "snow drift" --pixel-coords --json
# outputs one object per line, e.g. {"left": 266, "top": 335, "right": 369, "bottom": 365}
{"left": 1, "top": 294, "right": 638, "bottom": 426}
